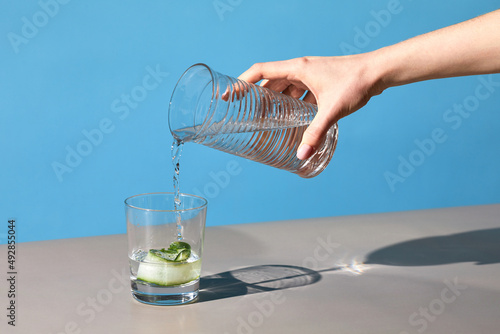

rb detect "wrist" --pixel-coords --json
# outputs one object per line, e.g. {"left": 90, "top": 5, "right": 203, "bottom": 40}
{"left": 354, "top": 49, "right": 395, "bottom": 97}
{"left": 367, "top": 46, "right": 406, "bottom": 93}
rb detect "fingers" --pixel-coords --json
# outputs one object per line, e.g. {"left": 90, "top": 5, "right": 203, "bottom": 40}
{"left": 297, "top": 106, "right": 338, "bottom": 160}
{"left": 225, "top": 60, "right": 298, "bottom": 101}
{"left": 238, "top": 59, "right": 298, "bottom": 84}
{"left": 302, "top": 91, "right": 317, "bottom": 105}
{"left": 238, "top": 58, "right": 339, "bottom": 162}
{"left": 238, "top": 59, "right": 314, "bottom": 102}
{"left": 222, "top": 77, "right": 250, "bottom": 102}
{"left": 223, "top": 61, "right": 307, "bottom": 102}
{"left": 261, "top": 79, "right": 292, "bottom": 93}
{"left": 282, "top": 85, "right": 306, "bottom": 99}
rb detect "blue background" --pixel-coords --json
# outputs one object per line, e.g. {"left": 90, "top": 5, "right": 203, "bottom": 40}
{"left": 1, "top": 0, "right": 499, "bottom": 243}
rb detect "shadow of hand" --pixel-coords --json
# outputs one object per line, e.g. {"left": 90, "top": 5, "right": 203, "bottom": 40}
{"left": 365, "top": 228, "right": 500, "bottom": 266}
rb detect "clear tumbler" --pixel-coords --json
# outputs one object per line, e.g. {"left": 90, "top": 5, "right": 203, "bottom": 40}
{"left": 125, "top": 192, "right": 207, "bottom": 305}
{"left": 168, "top": 63, "right": 338, "bottom": 178}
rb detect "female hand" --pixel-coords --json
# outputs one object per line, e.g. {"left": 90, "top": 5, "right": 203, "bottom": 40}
{"left": 238, "top": 55, "right": 385, "bottom": 160}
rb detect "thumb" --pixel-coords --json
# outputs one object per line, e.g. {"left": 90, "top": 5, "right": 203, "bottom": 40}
{"left": 296, "top": 107, "right": 337, "bottom": 160}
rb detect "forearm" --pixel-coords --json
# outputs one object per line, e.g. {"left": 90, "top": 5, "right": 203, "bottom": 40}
{"left": 373, "top": 9, "right": 500, "bottom": 90}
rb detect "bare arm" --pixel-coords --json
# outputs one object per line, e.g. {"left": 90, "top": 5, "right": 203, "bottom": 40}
{"left": 378, "top": 9, "right": 500, "bottom": 87}
{"left": 239, "top": 9, "right": 500, "bottom": 160}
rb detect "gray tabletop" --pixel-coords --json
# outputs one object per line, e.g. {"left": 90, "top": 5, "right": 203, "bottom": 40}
{"left": 2, "top": 204, "right": 500, "bottom": 334}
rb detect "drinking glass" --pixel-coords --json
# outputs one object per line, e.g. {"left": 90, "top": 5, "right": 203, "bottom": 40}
{"left": 125, "top": 192, "right": 207, "bottom": 305}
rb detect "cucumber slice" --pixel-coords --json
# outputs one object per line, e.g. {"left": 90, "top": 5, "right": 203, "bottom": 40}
{"left": 137, "top": 252, "right": 201, "bottom": 286}
{"left": 168, "top": 241, "right": 191, "bottom": 252}
{"left": 136, "top": 241, "right": 200, "bottom": 286}
{"left": 150, "top": 249, "right": 178, "bottom": 262}
{"left": 175, "top": 249, "right": 191, "bottom": 262}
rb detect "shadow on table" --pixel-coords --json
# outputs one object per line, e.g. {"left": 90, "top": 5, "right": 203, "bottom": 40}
{"left": 198, "top": 265, "right": 338, "bottom": 303}
{"left": 364, "top": 227, "right": 500, "bottom": 266}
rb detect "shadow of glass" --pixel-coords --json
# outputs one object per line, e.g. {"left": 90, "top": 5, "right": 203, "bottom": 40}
{"left": 365, "top": 227, "right": 500, "bottom": 266}
{"left": 198, "top": 264, "right": 335, "bottom": 303}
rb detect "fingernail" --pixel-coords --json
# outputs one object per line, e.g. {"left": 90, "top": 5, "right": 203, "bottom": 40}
{"left": 297, "top": 144, "right": 313, "bottom": 160}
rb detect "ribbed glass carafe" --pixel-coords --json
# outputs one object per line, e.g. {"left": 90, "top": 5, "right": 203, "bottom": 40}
{"left": 168, "top": 63, "right": 338, "bottom": 178}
